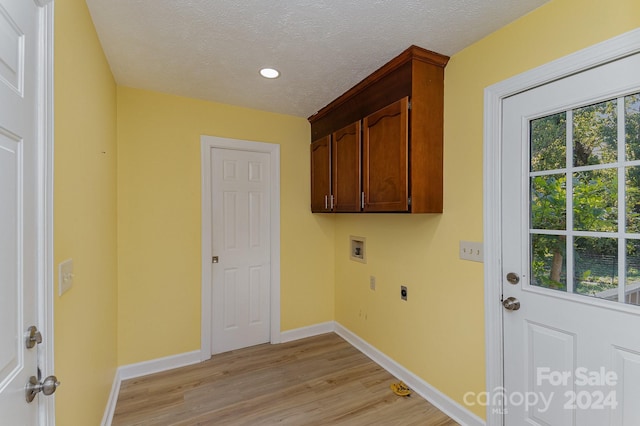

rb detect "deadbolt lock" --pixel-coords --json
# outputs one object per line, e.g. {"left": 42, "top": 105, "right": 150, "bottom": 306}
{"left": 506, "top": 272, "right": 520, "bottom": 285}
{"left": 26, "top": 326, "right": 42, "bottom": 349}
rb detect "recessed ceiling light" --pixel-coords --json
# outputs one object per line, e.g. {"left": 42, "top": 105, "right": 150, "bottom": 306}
{"left": 260, "top": 68, "right": 280, "bottom": 79}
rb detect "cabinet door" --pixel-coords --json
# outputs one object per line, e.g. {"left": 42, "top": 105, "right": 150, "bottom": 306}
{"left": 332, "top": 121, "right": 361, "bottom": 212}
{"left": 363, "top": 97, "right": 409, "bottom": 212}
{"left": 310, "top": 136, "right": 332, "bottom": 212}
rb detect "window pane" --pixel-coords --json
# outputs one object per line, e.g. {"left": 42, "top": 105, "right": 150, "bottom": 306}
{"left": 627, "top": 166, "right": 640, "bottom": 233}
{"left": 531, "top": 112, "right": 566, "bottom": 172}
{"left": 627, "top": 240, "right": 640, "bottom": 306}
{"left": 573, "top": 100, "right": 617, "bottom": 166}
{"left": 574, "top": 236, "right": 618, "bottom": 300}
{"left": 531, "top": 174, "right": 566, "bottom": 229}
{"left": 531, "top": 234, "right": 566, "bottom": 291}
{"left": 573, "top": 169, "right": 618, "bottom": 232}
{"left": 625, "top": 93, "right": 640, "bottom": 162}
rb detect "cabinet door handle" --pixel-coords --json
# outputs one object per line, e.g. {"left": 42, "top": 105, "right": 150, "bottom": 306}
{"left": 330, "top": 195, "right": 334, "bottom": 210}
{"left": 361, "top": 192, "right": 365, "bottom": 209}
{"left": 324, "top": 195, "right": 328, "bottom": 210}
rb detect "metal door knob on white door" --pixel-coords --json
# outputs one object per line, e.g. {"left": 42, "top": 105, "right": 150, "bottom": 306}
{"left": 25, "top": 375, "right": 60, "bottom": 403}
{"left": 502, "top": 297, "right": 520, "bottom": 311}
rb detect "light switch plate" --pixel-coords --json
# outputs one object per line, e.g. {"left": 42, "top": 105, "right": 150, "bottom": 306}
{"left": 459, "top": 241, "right": 484, "bottom": 263}
{"left": 59, "top": 259, "right": 74, "bottom": 295}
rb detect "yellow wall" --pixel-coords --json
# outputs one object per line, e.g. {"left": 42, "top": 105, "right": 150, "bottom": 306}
{"left": 54, "top": 0, "right": 118, "bottom": 424}
{"left": 50, "top": 0, "right": 640, "bottom": 423}
{"left": 116, "top": 87, "right": 335, "bottom": 365}
{"left": 334, "top": 0, "right": 640, "bottom": 419}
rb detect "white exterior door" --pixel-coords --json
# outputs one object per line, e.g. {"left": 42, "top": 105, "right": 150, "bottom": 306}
{"left": 210, "top": 147, "right": 271, "bottom": 354}
{"left": 0, "top": 0, "right": 51, "bottom": 424}
{"left": 502, "top": 52, "right": 640, "bottom": 425}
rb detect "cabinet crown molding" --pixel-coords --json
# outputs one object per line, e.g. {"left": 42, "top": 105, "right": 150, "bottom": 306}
{"left": 308, "top": 45, "right": 449, "bottom": 124}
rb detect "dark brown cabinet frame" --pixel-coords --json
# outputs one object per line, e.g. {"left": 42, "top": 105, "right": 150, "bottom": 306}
{"left": 308, "top": 45, "right": 449, "bottom": 213}
{"left": 310, "top": 135, "right": 332, "bottom": 212}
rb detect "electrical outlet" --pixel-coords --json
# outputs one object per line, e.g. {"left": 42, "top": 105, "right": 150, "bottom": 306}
{"left": 370, "top": 276, "right": 376, "bottom": 290}
{"left": 400, "top": 285, "right": 407, "bottom": 301}
{"left": 459, "top": 241, "right": 484, "bottom": 262}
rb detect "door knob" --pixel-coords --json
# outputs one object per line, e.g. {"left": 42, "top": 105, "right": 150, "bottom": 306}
{"left": 25, "top": 375, "right": 60, "bottom": 403}
{"left": 502, "top": 297, "right": 520, "bottom": 311}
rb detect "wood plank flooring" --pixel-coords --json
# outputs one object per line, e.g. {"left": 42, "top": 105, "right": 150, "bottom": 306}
{"left": 112, "top": 333, "right": 458, "bottom": 425}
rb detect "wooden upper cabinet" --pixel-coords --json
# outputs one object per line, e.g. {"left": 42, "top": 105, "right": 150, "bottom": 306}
{"left": 310, "top": 135, "right": 331, "bottom": 212}
{"left": 332, "top": 121, "right": 361, "bottom": 212}
{"left": 363, "top": 97, "right": 408, "bottom": 212}
{"left": 308, "top": 45, "right": 449, "bottom": 213}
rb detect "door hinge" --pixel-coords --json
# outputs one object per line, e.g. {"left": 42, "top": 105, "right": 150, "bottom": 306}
{"left": 408, "top": 99, "right": 412, "bottom": 110}
{"left": 408, "top": 196, "right": 412, "bottom": 207}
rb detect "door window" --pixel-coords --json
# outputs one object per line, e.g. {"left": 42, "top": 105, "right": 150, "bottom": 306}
{"left": 529, "top": 92, "right": 640, "bottom": 306}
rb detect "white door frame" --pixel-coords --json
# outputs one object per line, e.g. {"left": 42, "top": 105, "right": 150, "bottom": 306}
{"left": 200, "top": 136, "right": 281, "bottom": 361}
{"left": 483, "top": 28, "right": 640, "bottom": 425}
{"left": 37, "top": 0, "right": 54, "bottom": 423}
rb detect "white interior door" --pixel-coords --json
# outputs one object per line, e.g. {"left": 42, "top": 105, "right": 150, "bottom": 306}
{"left": 502, "top": 52, "right": 640, "bottom": 425}
{"left": 0, "top": 0, "right": 48, "bottom": 423}
{"left": 210, "top": 147, "right": 271, "bottom": 354}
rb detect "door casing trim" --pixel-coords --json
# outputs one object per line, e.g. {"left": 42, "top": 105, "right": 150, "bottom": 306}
{"left": 200, "top": 136, "right": 281, "bottom": 361}
{"left": 483, "top": 27, "right": 640, "bottom": 425}
{"left": 37, "top": 1, "right": 54, "bottom": 424}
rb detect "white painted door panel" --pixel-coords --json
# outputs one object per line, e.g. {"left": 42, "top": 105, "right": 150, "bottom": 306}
{"left": 211, "top": 148, "right": 271, "bottom": 354}
{"left": 0, "top": 0, "right": 40, "bottom": 423}
{"left": 502, "top": 53, "right": 640, "bottom": 425}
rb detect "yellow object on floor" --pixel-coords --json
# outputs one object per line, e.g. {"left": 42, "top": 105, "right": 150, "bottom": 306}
{"left": 390, "top": 381, "right": 412, "bottom": 397}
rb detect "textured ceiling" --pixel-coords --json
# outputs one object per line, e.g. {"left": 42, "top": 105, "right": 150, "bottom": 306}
{"left": 85, "top": 0, "right": 548, "bottom": 118}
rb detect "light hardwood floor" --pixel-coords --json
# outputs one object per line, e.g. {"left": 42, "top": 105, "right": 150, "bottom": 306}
{"left": 112, "top": 333, "right": 458, "bottom": 425}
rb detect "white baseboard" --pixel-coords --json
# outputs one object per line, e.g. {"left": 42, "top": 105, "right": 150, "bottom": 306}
{"left": 280, "top": 321, "right": 335, "bottom": 343}
{"left": 100, "top": 369, "right": 122, "bottom": 426}
{"left": 101, "top": 350, "right": 202, "bottom": 425}
{"left": 118, "top": 350, "right": 201, "bottom": 381}
{"left": 334, "top": 322, "right": 486, "bottom": 426}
